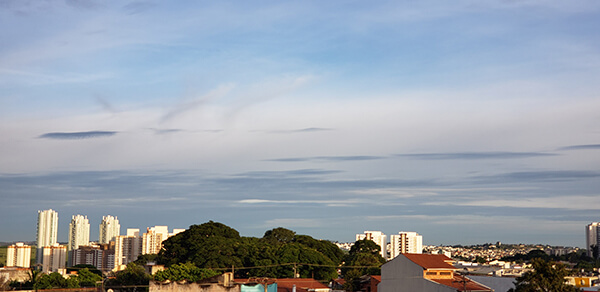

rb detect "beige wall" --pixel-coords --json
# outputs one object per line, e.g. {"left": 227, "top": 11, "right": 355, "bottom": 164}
{"left": 150, "top": 281, "right": 240, "bottom": 292}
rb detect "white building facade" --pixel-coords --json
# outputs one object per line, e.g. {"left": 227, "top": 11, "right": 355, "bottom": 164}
{"left": 6, "top": 242, "right": 31, "bottom": 268}
{"left": 389, "top": 232, "right": 423, "bottom": 259}
{"left": 41, "top": 244, "right": 67, "bottom": 274}
{"left": 114, "top": 229, "right": 142, "bottom": 270}
{"left": 357, "top": 231, "right": 387, "bottom": 259}
{"left": 99, "top": 215, "right": 121, "bottom": 244}
{"left": 68, "top": 215, "right": 90, "bottom": 251}
{"left": 36, "top": 209, "right": 59, "bottom": 263}
{"left": 586, "top": 222, "right": 600, "bottom": 258}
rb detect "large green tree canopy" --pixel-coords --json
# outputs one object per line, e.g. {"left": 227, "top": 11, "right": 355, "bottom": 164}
{"left": 156, "top": 222, "right": 342, "bottom": 281}
{"left": 509, "top": 258, "right": 578, "bottom": 292}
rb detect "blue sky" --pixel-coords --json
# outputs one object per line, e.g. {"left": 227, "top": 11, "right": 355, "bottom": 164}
{"left": 1, "top": 0, "right": 600, "bottom": 248}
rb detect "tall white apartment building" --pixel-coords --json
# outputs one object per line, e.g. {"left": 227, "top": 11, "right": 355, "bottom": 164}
{"left": 114, "top": 229, "right": 142, "bottom": 270}
{"left": 586, "top": 222, "right": 600, "bottom": 258}
{"left": 36, "top": 209, "right": 59, "bottom": 263}
{"left": 389, "top": 232, "right": 423, "bottom": 259}
{"left": 6, "top": 242, "right": 31, "bottom": 268}
{"left": 142, "top": 226, "right": 169, "bottom": 255}
{"left": 99, "top": 215, "right": 121, "bottom": 244}
{"left": 41, "top": 244, "right": 67, "bottom": 274}
{"left": 357, "top": 231, "right": 387, "bottom": 259}
{"left": 68, "top": 215, "right": 90, "bottom": 251}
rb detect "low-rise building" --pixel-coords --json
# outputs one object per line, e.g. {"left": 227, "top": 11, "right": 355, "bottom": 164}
{"left": 378, "top": 253, "right": 492, "bottom": 292}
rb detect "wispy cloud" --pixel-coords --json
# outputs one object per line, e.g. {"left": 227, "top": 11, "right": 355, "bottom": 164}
{"left": 558, "top": 144, "right": 600, "bottom": 151}
{"left": 147, "top": 128, "right": 182, "bottom": 135}
{"left": 269, "top": 128, "right": 333, "bottom": 134}
{"left": 396, "top": 152, "right": 556, "bottom": 160}
{"left": 160, "top": 84, "right": 234, "bottom": 123}
{"left": 38, "top": 131, "right": 117, "bottom": 140}
{"left": 267, "top": 155, "right": 385, "bottom": 162}
{"left": 422, "top": 195, "right": 600, "bottom": 211}
{"left": 473, "top": 170, "right": 600, "bottom": 183}
{"left": 238, "top": 198, "right": 362, "bottom": 206}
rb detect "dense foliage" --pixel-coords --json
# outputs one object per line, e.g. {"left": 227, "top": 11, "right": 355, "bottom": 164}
{"left": 341, "top": 239, "right": 386, "bottom": 292}
{"left": 105, "top": 263, "right": 152, "bottom": 292}
{"left": 153, "top": 262, "right": 220, "bottom": 282}
{"left": 156, "top": 221, "right": 344, "bottom": 281}
{"left": 508, "top": 258, "right": 578, "bottom": 292}
{"left": 9, "top": 268, "right": 101, "bottom": 290}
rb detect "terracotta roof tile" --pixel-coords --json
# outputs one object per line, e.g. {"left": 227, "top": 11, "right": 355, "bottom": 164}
{"left": 431, "top": 275, "right": 492, "bottom": 292}
{"left": 403, "top": 254, "right": 456, "bottom": 269}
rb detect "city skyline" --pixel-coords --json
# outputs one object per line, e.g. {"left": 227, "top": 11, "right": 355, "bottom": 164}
{"left": 1, "top": 1, "right": 600, "bottom": 248}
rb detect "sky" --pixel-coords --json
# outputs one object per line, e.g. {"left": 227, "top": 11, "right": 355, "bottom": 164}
{"left": 1, "top": 0, "right": 600, "bottom": 248}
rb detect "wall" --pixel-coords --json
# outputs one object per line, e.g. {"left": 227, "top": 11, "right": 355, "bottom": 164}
{"left": 150, "top": 281, "right": 241, "bottom": 292}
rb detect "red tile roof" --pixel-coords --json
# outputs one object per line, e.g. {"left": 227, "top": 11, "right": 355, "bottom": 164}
{"left": 431, "top": 275, "right": 492, "bottom": 292}
{"left": 403, "top": 254, "right": 456, "bottom": 269}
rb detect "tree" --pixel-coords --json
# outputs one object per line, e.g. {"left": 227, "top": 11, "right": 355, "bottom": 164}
{"left": 508, "top": 258, "right": 578, "bottom": 292}
{"left": 158, "top": 221, "right": 242, "bottom": 268}
{"left": 34, "top": 272, "right": 78, "bottom": 290}
{"left": 106, "top": 263, "right": 151, "bottom": 292}
{"left": 158, "top": 221, "right": 342, "bottom": 281}
{"left": 342, "top": 239, "right": 386, "bottom": 292}
{"left": 153, "top": 262, "right": 220, "bottom": 282}
{"left": 74, "top": 268, "right": 103, "bottom": 287}
{"left": 263, "top": 228, "right": 296, "bottom": 244}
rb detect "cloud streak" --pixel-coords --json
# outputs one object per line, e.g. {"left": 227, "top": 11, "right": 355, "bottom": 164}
{"left": 38, "top": 131, "right": 117, "bottom": 140}
{"left": 267, "top": 155, "right": 386, "bottom": 162}
{"left": 396, "top": 152, "right": 557, "bottom": 160}
{"left": 558, "top": 144, "right": 600, "bottom": 151}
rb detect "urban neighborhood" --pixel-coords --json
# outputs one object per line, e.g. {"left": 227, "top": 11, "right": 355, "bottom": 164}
{"left": 1, "top": 209, "right": 600, "bottom": 292}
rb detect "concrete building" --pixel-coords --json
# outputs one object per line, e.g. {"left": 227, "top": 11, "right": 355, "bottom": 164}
{"left": 586, "top": 222, "right": 600, "bottom": 258}
{"left": 357, "top": 231, "right": 387, "bottom": 259}
{"left": 142, "top": 226, "right": 169, "bottom": 255}
{"left": 378, "top": 253, "right": 492, "bottom": 292}
{"left": 36, "top": 209, "right": 59, "bottom": 263}
{"left": 6, "top": 243, "right": 31, "bottom": 268}
{"left": 68, "top": 243, "right": 115, "bottom": 272}
{"left": 389, "top": 232, "right": 423, "bottom": 259}
{"left": 41, "top": 244, "right": 67, "bottom": 274}
{"left": 115, "top": 229, "right": 142, "bottom": 270}
{"left": 99, "top": 215, "right": 121, "bottom": 244}
{"left": 68, "top": 215, "right": 90, "bottom": 251}
{"left": 142, "top": 226, "right": 185, "bottom": 255}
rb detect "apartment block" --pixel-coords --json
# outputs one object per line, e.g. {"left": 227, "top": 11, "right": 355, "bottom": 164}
{"left": 390, "top": 232, "right": 423, "bottom": 259}
{"left": 357, "top": 231, "right": 387, "bottom": 259}
{"left": 586, "top": 222, "right": 600, "bottom": 258}
{"left": 36, "top": 209, "right": 58, "bottom": 263}
{"left": 114, "top": 229, "right": 142, "bottom": 270}
{"left": 6, "top": 243, "right": 31, "bottom": 268}
{"left": 41, "top": 244, "right": 67, "bottom": 274}
{"left": 69, "top": 243, "right": 115, "bottom": 272}
{"left": 68, "top": 215, "right": 90, "bottom": 251}
{"left": 99, "top": 215, "right": 121, "bottom": 244}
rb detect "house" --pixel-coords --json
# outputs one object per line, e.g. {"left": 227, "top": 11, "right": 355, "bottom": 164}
{"left": 378, "top": 254, "right": 492, "bottom": 292}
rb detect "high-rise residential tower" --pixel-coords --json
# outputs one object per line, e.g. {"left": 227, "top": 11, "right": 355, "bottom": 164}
{"left": 356, "top": 231, "right": 387, "bottom": 259}
{"left": 389, "top": 231, "right": 423, "bottom": 259}
{"left": 99, "top": 215, "right": 121, "bottom": 244}
{"left": 68, "top": 215, "right": 90, "bottom": 251}
{"left": 36, "top": 209, "right": 59, "bottom": 263}
{"left": 586, "top": 222, "right": 600, "bottom": 258}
